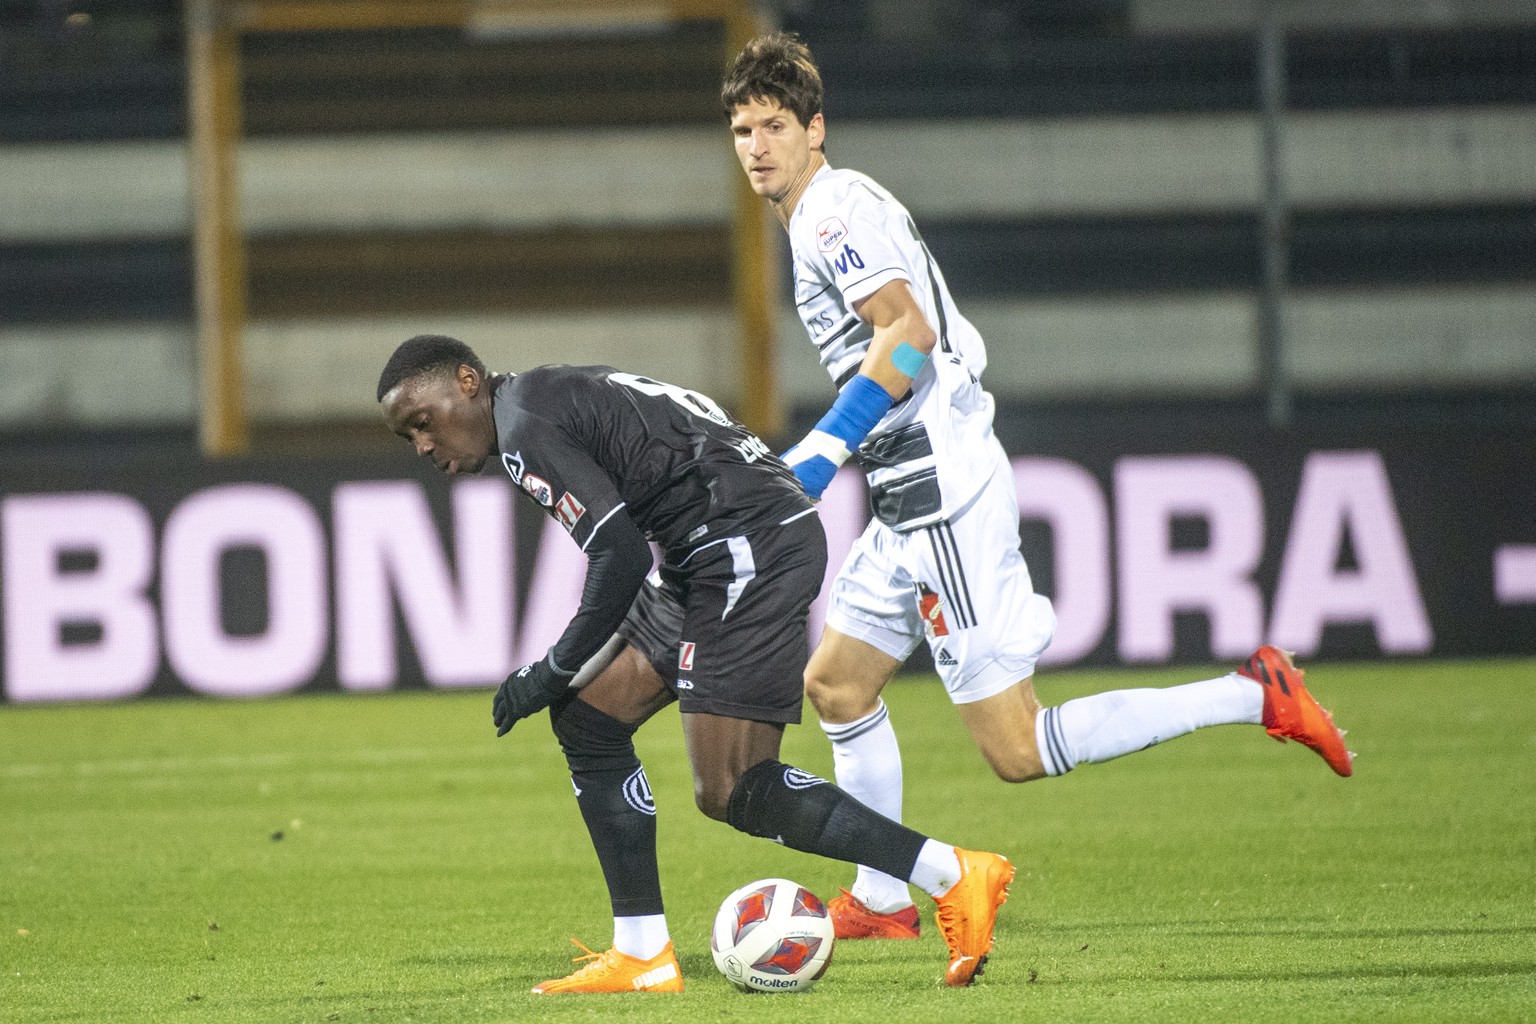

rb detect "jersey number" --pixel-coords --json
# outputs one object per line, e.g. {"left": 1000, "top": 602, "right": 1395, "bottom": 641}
{"left": 609, "top": 372, "right": 732, "bottom": 427}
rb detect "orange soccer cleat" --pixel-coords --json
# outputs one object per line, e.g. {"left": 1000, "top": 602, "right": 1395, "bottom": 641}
{"left": 828, "top": 890, "right": 921, "bottom": 940}
{"left": 530, "top": 939, "right": 683, "bottom": 995}
{"left": 1239, "top": 645, "right": 1354, "bottom": 777}
{"left": 931, "top": 848, "right": 1015, "bottom": 987}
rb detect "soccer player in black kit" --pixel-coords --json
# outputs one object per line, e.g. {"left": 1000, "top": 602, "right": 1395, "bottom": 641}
{"left": 377, "top": 335, "right": 1014, "bottom": 993}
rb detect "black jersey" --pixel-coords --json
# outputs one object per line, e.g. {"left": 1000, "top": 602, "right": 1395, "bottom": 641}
{"left": 490, "top": 365, "right": 811, "bottom": 674}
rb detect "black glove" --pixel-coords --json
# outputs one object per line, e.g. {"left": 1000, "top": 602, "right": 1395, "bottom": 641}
{"left": 492, "top": 658, "right": 574, "bottom": 737}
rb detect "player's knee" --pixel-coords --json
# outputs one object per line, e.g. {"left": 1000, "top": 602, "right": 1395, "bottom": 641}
{"left": 693, "top": 772, "right": 734, "bottom": 822}
{"left": 802, "top": 665, "right": 836, "bottom": 715}
{"left": 803, "top": 666, "right": 870, "bottom": 723}
{"left": 550, "top": 696, "right": 639, "bottom": 773}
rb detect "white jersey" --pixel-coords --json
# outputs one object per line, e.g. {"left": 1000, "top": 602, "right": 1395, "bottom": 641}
{"left": 789, "top": 164, "right": 1000, "bottom": 531}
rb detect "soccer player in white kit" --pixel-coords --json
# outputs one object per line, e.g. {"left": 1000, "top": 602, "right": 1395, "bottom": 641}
{"left": 723, "top": 33, "right": 1355, "bottom": 941}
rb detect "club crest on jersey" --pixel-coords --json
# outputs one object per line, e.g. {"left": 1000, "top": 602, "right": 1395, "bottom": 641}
{"left": 522, "top": 473, "right": 553, "bottom": 506}
{"left": 678, "top": 641, "right": 696, "bottom": 672}
{"left": 555, "top": 491, "right": 585, "bottom": 531}
{"left": 501, "top": 450, "right": 525, "bottom": 484}
{"left": 916, "top": 582, "right": 951, "bottom": 638}
{"left": 815, "top": 216, "right": 848, "bottom": 252}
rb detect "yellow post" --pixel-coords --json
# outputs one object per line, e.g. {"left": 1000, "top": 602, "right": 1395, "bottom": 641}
{"left": 186, "top": 0, "right": 780, "bottom": 448}
{"left": 719, "top": 2, "right": 782, "bottom": 439}
{"left": 230, "top": 1, "right": 470, "bottom": 33}
{"left": 186, "top": 0, "right": 250, "bottom": 456}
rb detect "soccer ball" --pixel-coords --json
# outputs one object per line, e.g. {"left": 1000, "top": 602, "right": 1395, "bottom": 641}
{"left": 710, "top": 878, "right": 835, "bottom": 993}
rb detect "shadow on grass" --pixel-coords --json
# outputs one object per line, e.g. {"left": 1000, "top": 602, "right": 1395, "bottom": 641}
{"left": 678, "top": 949, "right": 720, "bottom": 980}
{"left": 1035, "top": 919, "right": 1536, "bottom": 943}
{"left": 1105, "top": 960, "right": 1536, "bottom": 986}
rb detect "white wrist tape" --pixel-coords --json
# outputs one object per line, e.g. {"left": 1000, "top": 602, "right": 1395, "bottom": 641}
{"left": 785, "top": 429, "right": 853, "bottom": 467}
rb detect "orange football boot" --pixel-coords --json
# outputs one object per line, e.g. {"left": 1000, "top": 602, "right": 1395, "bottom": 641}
{"left": 828, "top": 890, "right": 921, "bottom": 940}
{"left": 530, "top": 939, "right": 683, "bottom": 994}
{"left": 1238, "top": 645, "right": 1354, "bottom": 777}
{"left": 931, "top": 848, "right": 1015, "bottom": 987}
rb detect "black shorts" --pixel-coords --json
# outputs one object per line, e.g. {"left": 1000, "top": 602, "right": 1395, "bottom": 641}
{"left": 616, "top": 510, "right": 826, "bottom": 724}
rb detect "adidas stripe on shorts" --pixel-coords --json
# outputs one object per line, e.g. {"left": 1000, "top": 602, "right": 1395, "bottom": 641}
{"left": 826, "top": 444, "right": 1056, "bottom": 704}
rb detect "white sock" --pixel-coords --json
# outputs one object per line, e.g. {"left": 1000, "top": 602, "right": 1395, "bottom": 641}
{"left": 1035, "top": 673, "right": 1264, "bottom": 776}
{"left": 821, "top": 701, "right": 914, "bottom": 912}
{"left": 908, "top": 840, "right": 963, "bottom": 898}
{"left": 613, "top": 914, "right": 670, "bottom": 961}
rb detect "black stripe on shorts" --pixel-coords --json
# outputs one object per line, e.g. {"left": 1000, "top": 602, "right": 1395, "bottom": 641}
{"left": 925, "top": 522, "right": 978, "bottom": 630}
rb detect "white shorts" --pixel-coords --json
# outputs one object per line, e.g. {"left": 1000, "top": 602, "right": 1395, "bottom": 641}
{"left": 825, "top": 452, "right": 1056, "bottom": 704}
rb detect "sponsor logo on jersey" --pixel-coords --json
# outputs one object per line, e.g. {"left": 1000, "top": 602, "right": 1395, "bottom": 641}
{"left": 782, "top": 767, "right": 826, "bottom": 790}
{"left": 832, "top": 244, "right": 865, "bottom": 275}
{"left": 522, "top": 473, "right": 553, "bottom": 506}
{"left": 917, "top": 582, "right": 951, "bottom": 637}
{"left": 678, "top": 641, "right": 696, "bottom": 671}
{"left": 555, "top": 491, "right": 585, "bottom": 530}
{"left": 733, "top": 435, "right": 771, "bottom": 463}
{"left": 816, "top": 216, "right": 848, "bottom": 252}
{"left": 501, "top": 450, "right": 525, "bottom": 484}
{"left": 935, "top": 646, "right": 958, "bottom": 667}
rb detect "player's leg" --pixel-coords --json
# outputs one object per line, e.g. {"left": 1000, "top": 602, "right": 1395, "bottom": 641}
{"left": 933, "top": 498, "right": 1350, "bottom": 780}
{"left": 684, "top": 712, "right": 951, "bottom": 904}
{"left": 804, "top": 523, "right": 924, "bottom": 933}
{"left": 922, "top": 465, "right": 1292, "bottom": 781}
{"left": 683, "top": 710, "right": 1013, "bottom": 986}
{"left": 535, "top": 581, "right": 685, "bottom": 994}
{"left": 804, "top": 625, "right": 902, "bottom": 721}
{"left": 680, "top": 709, "right": 785, "bottom": 820}
{"left": 806, "top": 630, "right": 920, "bottom": 931}
{"left": 944, "top": 642, "right": 1336, "bottom": 780}
{"left": 929, "top": 470, "right": 1350, "bottom": 777}
{"left": 952, "top": 675, "right": 1045, "bottom": 781}
{"left": 681, "top": 516, "right": 1013, "bottom": 986}
{"left": 957, "top": 666, "right": 1265, "bottom": 780}
{"left": 954, "top": 447, "right": 1348, "bottom": 778}
{"left": 963, "top": 648, "right": 1351, "bottom": 779}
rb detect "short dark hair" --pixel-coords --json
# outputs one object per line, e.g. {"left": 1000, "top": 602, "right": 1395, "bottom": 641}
{"left": 376, "top": 334, "right": 487, "bottom": 402}
{"left": 721, "top": 31, "right": 823, "bottom": 128}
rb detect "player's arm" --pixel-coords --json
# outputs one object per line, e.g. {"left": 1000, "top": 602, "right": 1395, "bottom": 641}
{"left": 493, "top": 506, "right": 651, "bottom": 735}
{"left": 492, "top": 441, "right": 653, "bottom": 735}
{"left": 852, "top": 278, "right": 938, "bottom": 400}
{"left": 553, "top": 509, "right": 652, "bottom": 674}
{"left": 782, "top": 278, "right": 936, "bottom": 498}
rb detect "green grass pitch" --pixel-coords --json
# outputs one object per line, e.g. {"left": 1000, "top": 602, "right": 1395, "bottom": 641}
{"left": 3, "top": 659, "right": 1533, "bottom": 1023}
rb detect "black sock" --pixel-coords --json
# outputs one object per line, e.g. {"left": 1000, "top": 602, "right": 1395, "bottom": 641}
{"left": 550, "top": 699, "right": 663, "bottom": 917}
{"left": 725, "top": 759, "right": 927, "bottom": 882}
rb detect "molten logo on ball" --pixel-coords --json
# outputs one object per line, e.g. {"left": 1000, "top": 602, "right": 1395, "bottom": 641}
{"left": 711, "top": 878, "right": 836, "bottom": 993}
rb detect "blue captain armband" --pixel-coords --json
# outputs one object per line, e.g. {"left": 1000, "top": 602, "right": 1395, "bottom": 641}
{"left": 781, "top": 374, "right": 894, "bottom": 499}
